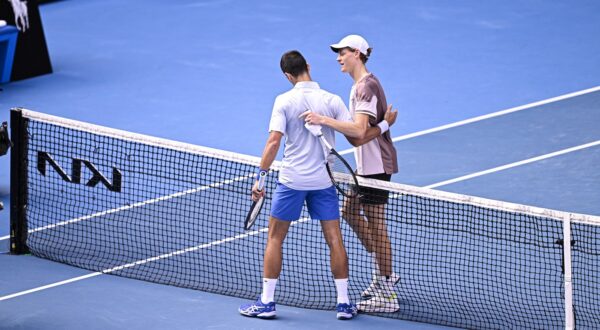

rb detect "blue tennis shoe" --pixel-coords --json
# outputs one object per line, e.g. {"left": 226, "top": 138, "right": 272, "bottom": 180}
{"left": 336, "top": 302, "right": 358, "bottom": 320}
{"left": 239, "top": 297, "right": 277, "bottom": 319}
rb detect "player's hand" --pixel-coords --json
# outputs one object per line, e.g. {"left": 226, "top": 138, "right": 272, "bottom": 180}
{"left": 9, "top": 0, "right": 29, "bottom": 32}
{"left": 299, "top": 110, "right": 326, "bottom": 125}
{"left": 251, "top": 180, "right": 265, "bottom": 202}
{"left": 384, "top": 104, "right": 398, "bottom": 126}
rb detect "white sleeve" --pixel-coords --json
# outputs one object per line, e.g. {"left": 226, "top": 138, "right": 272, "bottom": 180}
{"left": 333, "top": 96, "right": 352, "bottom": 122}
{"left": 268, "top": 96, "right": 286, "bottom": 134}
{"left": 354, "top": 82, "right": 378, "bottom": 118}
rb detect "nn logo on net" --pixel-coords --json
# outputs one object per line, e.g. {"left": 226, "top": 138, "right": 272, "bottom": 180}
{"left": 36, "top": 151, "right": 122, "bottom": 192}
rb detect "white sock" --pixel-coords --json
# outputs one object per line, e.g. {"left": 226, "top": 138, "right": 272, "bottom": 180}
{"left": 261, "top": 278, "right": 278, "bottom": 303}
{"left": 334, "top": 278, "right": 349, "bottom": 304}
{"left": 370, "top": 252, "right": 380, "bottom": 275}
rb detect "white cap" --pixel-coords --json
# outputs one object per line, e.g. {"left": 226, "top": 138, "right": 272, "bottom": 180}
{"left": 330, "top": 35, "right": 370, "bottom": 55}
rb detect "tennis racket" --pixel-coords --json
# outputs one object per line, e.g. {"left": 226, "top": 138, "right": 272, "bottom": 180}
{"left": 305, "top": 123, "right": 360, "bottom": 198}
{"left": 244, "top": 170, "right": 267, "bottom": 230}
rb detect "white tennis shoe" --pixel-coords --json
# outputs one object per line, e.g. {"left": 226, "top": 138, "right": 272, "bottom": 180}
{"left": 357, "top": 292, "right": 400, "bottom": 313}
{"left": 361, "top": 272, "right": 400, "bottom": 298}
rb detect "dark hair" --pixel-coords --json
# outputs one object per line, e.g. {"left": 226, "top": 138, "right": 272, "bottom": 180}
{"left": 280, "top": 50, "right": 308, "bottom": 77}
{"left": 360, "top": 48, "right": 372, "bottom": 64}
{"left": 335, "top": 47, "right": 372, "bottom": 64}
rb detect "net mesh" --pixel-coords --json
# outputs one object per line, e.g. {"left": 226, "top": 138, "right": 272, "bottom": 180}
{"left": 12, "top": 109, "right": 600, "bottom": 329}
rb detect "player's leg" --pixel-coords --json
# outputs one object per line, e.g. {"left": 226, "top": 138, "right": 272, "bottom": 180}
{"left": 308, "top": 186, "right": 357, "bottom": 320}
{"left": 263, "top": 216, "right": 292, "bottom": 279}
{"left": 363, "top": 203, "right": 393, "bottom": 277}
{"left": 239, "top": 184, "right": 304, "bottom": 319}
{"left": 341, "top": 195, "right": 374, "bottom": 253}
{"left": 320, "top": 219, "right": 348, "bottom": 279}
{"left": 352, "top": 185, "right": 384, "bottom": 299}
{"left": 320, "top": 220, "right": 359, "bottom": 320}
{"left": 357, "top": 186, "right": 400, "bottom": 313}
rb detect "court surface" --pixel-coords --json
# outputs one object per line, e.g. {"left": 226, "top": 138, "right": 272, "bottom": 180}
{"left": 1, "top": 1, "right": 599, "bottom": 329}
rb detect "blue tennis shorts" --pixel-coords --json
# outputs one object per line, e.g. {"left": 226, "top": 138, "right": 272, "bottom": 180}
{"left": 270, "top": 183, "right": 340, "bottom": 221}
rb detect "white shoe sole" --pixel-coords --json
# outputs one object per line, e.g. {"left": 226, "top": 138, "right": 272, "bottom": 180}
{"left": 337, "top": 312, "right": 356, "bottom": 320}
{"left": 239, "top": 310, "right": 277, "bottom": 319}
{"left": 357, "top": 294, "right": 400, "bottom": 313}
{"left": 257, "top": 311, "right": 277, "bottom": 319}
{"left": 357, "top": 304, "right": 399, "bottom": 313}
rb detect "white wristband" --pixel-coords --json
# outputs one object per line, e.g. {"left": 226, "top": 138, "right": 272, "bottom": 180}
{"left": 377, "top": 120, "right": 389, "bottom": 134}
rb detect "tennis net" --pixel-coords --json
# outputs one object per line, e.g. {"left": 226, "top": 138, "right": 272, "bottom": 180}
{"left": 9, "top": 108, "right": 600, "bottom": 329}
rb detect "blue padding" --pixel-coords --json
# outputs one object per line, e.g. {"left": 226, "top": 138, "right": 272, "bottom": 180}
{"left": 0, "top": 25, "right": 19, "bottom": 83}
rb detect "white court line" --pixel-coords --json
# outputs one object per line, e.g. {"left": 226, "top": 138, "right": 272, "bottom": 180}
{"left": 0, "top": 173, "right": 254, "bottom": 241}
{"left": 425, "top": 140, "right": 600, "bottom": 189}
{"left": 0, "top": 226, "right": 267, "bottom": 301}
{"left": 0, "top": 217, "right": 311, "bottom": 301}
{"left": 28, "top": 173, "right": 254, "bottom": 234}
{"left": 339, "top": 85, "right": 600, "bottom": 155}
{"left": 0, "top": 272, "right": 103, "bottom": 301}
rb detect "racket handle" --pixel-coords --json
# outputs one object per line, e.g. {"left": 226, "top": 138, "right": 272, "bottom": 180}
{"left": 318, "top": 135, "right": 333, "bottom": 151}
{"left": 257, "top": 170, "right": 267, "bottom": 190}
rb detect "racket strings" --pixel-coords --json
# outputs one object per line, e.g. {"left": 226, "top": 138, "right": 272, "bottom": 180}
{"left": 328, "top": 153, "right": 360, "bottom": 198}
{"left": 250, "top": 198, "right": 265, "bottom": 220}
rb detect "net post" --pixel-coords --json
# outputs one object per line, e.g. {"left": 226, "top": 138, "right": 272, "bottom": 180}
{"left": 10, "top": 108, "right": 29, "bottom": 254}
{"left": 563, "top": 213, "right": 574, "bottom": 330}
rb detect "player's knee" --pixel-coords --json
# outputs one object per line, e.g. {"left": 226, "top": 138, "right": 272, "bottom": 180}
{"left": 340, "top": 207, "right": 350, "bottom": 221}
{"left": 341, "top": 206, "right": 356, "bottom": 222}
{"left": 266, "top": 234, "right": 286, "bottom": 247}
{"left": 325, "top": 234, "right": 344, "bottom": 250}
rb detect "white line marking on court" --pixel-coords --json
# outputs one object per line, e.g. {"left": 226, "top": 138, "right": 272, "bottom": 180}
{"left": 29, "top": 173, "right": 254, "bottom": 234}
{"left": 0, "top": 173, "right": 254, "bottom": 242}
{"left": 425, "top": 140, "right": 600, "bottom": 189}
{"left": 0, "top": 216, "right": 312, "bottom": 301}
{"left": 0, "top": 272, "right": 103, "bottom": 301}
{"left": 339, "top": 85, "right": 600, "bottom": 155}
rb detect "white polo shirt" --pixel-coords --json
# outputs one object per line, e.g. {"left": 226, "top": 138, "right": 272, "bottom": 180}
{"left": 269, "top": 81, "right": 351, "bottom": 190}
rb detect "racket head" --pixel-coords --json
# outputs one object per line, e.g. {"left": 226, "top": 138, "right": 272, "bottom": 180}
{"left": 244, "top": 197, "right": 265, "bottom": 230}
{"left": 326, "top": 150, "right": 360, "bottom": 198}
{"left": 244, "top": 170, "right": 268, "bottom": 230}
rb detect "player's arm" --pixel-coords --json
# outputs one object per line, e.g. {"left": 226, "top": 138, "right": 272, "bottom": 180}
{"left": 259, "top": 131, "right": 283, "bottom": 171}
{"left": 253, "top": 131, "right": 283, "bottom": 200}
{"left": 302, "top": 111, "right": 367, "bottom": 139}
{"left": 346, "top": 105, "right": 398, "bottom": 147}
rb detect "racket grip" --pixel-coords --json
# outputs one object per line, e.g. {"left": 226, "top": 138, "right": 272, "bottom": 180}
{"left": 257, "top": 170, "right": 267, "bottom": 190}
{"left": 318, "top": 135, "right": 333, "bottom": 151}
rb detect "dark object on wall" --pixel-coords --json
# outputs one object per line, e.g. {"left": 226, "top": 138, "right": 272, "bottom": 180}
{"left": 0, "top": 121, "right": 11, "bottom": 156}
{"left": 0, "top": 0, "right": 52, "bottom": 81}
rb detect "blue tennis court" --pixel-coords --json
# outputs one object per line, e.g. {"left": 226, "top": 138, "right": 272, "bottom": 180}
{"left": 1, "top": 1, "right": 599, "bottom": 329}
